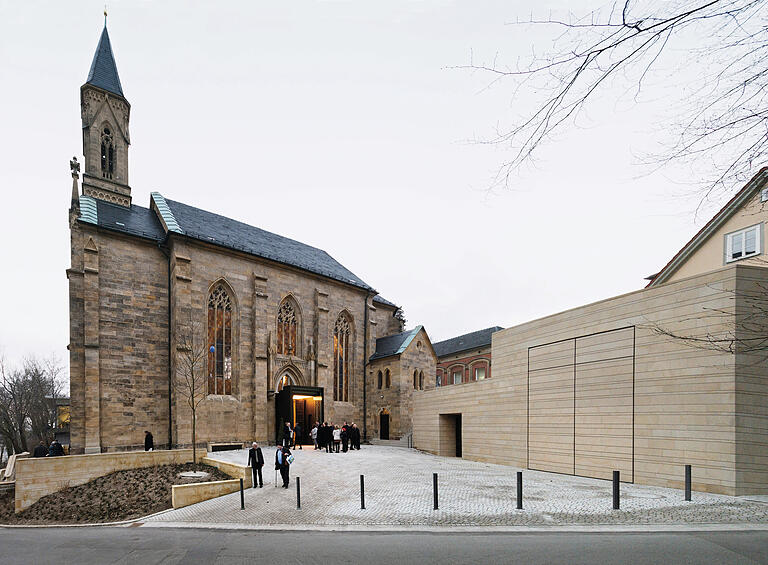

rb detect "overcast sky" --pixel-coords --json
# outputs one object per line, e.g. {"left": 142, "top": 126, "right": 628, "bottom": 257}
{"left": 0, "top": 1, "right": 744, "bottom": 373}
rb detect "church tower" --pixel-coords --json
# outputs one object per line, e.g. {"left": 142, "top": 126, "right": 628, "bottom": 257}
{"left": 80, "top": 24, "right": 131, "bottom": 207}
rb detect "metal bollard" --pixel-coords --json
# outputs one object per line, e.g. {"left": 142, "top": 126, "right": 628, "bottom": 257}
{"left": 239, "top": 478, "right": 245, "bottom": 510}
{"left": 612, "top": 471, "right": 620, "bottom": 510}
{"left": 685, "top": 465, "right": 692, "bottom": 501}
{"left": 433, "top": 473, "right": 439, "bottom": 510}
{"left": 360, "top": 474, "right": 366, "bottom": 510}
{"left": 296, "top": 476, "right": 301, "bottom": 509}
{"left": 516, "top": 471, "right": 523, "bottom": 510}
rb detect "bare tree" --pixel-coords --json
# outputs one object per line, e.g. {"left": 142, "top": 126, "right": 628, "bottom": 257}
{"left": 174, "top": 314, "right": 209, "bottom": 464}
{"left": 0, "top": 356, "right": 65, "bottom": 455}
{"left": 462, "top": 0, "right": 767, "bottom": 204}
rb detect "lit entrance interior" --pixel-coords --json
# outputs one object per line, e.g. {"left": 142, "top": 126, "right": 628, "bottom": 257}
{"left": 275, "top": 385, "right": 323, "bottom": 445}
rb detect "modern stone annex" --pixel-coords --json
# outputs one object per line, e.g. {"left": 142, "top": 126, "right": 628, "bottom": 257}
{"left": 414, "top": 168, "right": 768, "bottom": 497}
{"left": 67, "top": 24, "right": 435, "bottom": 454}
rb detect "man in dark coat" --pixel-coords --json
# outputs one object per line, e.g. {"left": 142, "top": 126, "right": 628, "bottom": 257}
{"left": 282, "top": 422, "right": 292, "bottom": 448}
{"left": 247, "top": 441, "right": 264, "bottom": 488}
{"left": 351, "top": 423, "right": 361, "bottom": 450}
{"left": 341, "top": 422, "right": 349, "bottom": 452}
{"left": 33, "top": 441, "right": 48, "bottom": 457}
{"left": 144, "top": 430, "right": 154, "bottom": 451}
{"left": 276, "top": 446, "right": 292, "bottom": 488}
{"left": 49, "top": 439, "right": 65, "bottom": 457}
{"left": 324, "top": 422, "right": 332, "bottom": 453}
{"left": 293, "top": 423, "right": 303, "bottom": 450}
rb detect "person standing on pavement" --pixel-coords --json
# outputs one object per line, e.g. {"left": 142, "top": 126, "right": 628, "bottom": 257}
{"left": 341, "top": 422, "right": 349, "bottom": 453}
{"left": 293, "top": 423, "right": 303, "bottom": 449}
{"left": 49, "top": 439, "right": 65, "bottom": 457}
{"left": 282, "top": 421, "right": 292, "bottom": 448}
{"left": 33, "top": 441, "right": 48, "bottom": 457}
{"left": 311, "top": 423, "right": 319, "bottom": 450}
{"left": 248, "top": 441, "right": 264, "bottom": 488}
{"left": 351, "top": 423, "right": 361, "bottom": 450}
{"left": 144, "top": 430, "right": 154, "bottom": 451}
{"left": 333, "top": 425, "right": 341, "bottom": 453}
{"left": 277, "top": 445, "right": 292, "bottom": 488}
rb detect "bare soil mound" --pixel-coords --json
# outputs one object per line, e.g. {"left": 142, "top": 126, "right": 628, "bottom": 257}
{"left": 0, "top": 462, "right": 231, "bottom": 525}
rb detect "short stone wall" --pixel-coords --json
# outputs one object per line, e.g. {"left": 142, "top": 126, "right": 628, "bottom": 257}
{"left": 14, "top": 449, "right": 195, "bottom": 513}
{"left": 171, "top": 479, "right": 241, "bottom": 509}
{"left": 200, "top": 456, "right": 252, "bottom": 488}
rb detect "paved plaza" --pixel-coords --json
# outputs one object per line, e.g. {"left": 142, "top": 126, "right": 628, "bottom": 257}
{"left": 142, "top": 446, "right": 768, "bottom": 529}
{"left": 143, "top": 446, "right": 768, "bottom": 529}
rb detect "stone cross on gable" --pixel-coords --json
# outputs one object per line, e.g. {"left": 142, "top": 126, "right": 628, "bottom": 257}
{"left": 70, "top": 156, "right": 80, "bottom": 179}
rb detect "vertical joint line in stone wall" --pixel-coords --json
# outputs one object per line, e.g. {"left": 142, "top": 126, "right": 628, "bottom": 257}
{"left": 526, "top": 346, "right": 530, "bottom": 470}
{"left": 632, "top": 325, "right": 636, "bottom": 484}
{"left": 573, "top": 338, "right": 576, "bottom": 476}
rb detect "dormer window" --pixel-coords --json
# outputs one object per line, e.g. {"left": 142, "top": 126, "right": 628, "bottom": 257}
{"left": 100, "top": 127, "right": 114, "bottom": 179}
{"left": 725, "top": 224, "right": 761, "bottom": 263}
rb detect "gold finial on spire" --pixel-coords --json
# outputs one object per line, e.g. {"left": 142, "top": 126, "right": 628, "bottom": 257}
{"left": 104, "top": 5, "right": 108, "bottom": 26}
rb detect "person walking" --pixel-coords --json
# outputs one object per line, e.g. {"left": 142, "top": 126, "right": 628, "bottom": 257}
{"left": 333, "top": 425, "right": 341, "bottom": 453}
{"left": 247, "top": 441, "right": 264, "bottom": 488}
{"left": 293, "top": 423, "right": 303, "bottom": 449}
{"left": 144, "top": 430, "right": 154, "bottom": 451}
{"left": 311, "top": 422, "right": 319, "bottom": 450}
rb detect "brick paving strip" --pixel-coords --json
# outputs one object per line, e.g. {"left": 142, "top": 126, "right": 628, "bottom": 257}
{"left": 143, "top": 446, "right": 768, "bottom": 528}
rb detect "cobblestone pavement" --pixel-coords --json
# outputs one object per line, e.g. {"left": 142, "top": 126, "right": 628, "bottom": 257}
{"left": 145, "top": 446, "right": 768, "bottom": 528}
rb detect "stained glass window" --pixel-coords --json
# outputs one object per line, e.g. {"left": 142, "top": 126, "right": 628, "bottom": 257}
{"left": 277, "top": 300, "right": 298, "bottom": 355}
{"left": 333, "top": 313, "right": 351, "bottom": 401}
{"left": 207, "top": 285, "right": 233, "bottom": 395}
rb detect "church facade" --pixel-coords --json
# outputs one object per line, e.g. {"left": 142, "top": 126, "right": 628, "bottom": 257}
{"left": 67, "top": 25, "right": 432, "bottom": 454}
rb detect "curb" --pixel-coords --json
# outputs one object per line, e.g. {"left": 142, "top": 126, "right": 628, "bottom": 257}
{"left": 0, "top": 506, "right": 177, "bottom": 529}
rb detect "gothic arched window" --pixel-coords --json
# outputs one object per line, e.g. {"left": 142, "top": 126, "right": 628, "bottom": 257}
{"left": 333, "top": 312, "right": 352, "bottom": 401}
{"left": 100, "top": 127, "right": 114, "bottom": 179}
{"left": 377, "top": 370, "right": 383, "bottom": 390}
{"left": 419, "top": 370, "right": 424, "bottom": 390}
{"left": 385, "top": 368, "right": 391, "bottom": 389}
{"left": 207, "top": 284, "right": 233, "bottom": 395}
{"left": 413, "top": 370, "right": 418, "bottom": 390}
{"left": 276, "top": 299, "right": 298, "bottom": 355}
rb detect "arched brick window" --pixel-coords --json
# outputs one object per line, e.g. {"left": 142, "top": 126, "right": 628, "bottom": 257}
{"left": 276, "top": 298, "right": 298, "bottom": 356}
{"left": 333, "top": 312, "right": 352, "bottom": 401}
{"left": 207, "top": 284, "right": 233, "bottom": 395}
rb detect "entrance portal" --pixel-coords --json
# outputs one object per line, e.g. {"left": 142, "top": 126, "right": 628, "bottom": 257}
{"left": 438, "top": 413, "right": 462, "bottom": 457}
{"left": 380, "top": 411, "right": 390, "bottom": 440}
{"left": 275, "top": 385, "right": 324, "bottom": 446}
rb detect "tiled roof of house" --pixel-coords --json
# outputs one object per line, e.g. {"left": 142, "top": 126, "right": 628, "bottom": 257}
{"left": 86, "top": 26, "right": 124, "bottom": 97}
{"left": 369, "top": 326, "right": 423, "bottom": 361}
{"left": 433, "top": 326, "right": 503, "bottom": 358}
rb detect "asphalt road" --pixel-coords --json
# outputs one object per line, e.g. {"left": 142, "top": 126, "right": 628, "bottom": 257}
{"left": 0, "top": 527, "right": 767, "bottom": 564}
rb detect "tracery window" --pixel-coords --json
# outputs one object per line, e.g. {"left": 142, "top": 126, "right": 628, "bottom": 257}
{"left": 333, "top": 312, "right": 352, "bottom": 401}
{"left": 276, "top": 299, "right": 298, "bottom": 355}
{"left": 100, "top": 127, "right": 114, "bottom": 179}
{"left": 207, "top": 285, "right": 233, "bottom": 395}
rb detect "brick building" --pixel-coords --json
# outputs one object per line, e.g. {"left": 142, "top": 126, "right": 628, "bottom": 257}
{"left": 434, "top": 326, "right": 502, "bottom": 387}
{"left": 67, "top": 24, "right": 433, "bottom": 454}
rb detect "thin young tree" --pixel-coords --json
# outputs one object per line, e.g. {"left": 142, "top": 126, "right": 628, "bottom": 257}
{"left": 462, "top": 0, "right": 768, "bottom": 204}
{"left": 174, "top": 314, "right": 209, "bottom": 464}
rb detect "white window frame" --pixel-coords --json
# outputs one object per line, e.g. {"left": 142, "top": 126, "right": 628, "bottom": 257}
{"left": 452, "top": 370, "right": 462, "bottom": 385}
{"left": 474, "top": 366, "right": 486, "bottom": 381}
{"left": 725, "top": 223, "right": 762, "bottom": 263}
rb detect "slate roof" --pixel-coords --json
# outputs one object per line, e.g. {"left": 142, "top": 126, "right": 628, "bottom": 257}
{"left": 86, "top": 26, "right": 124, "bottom": 97}
{"left": 369, "top": 326, "right": 423, "bottom": 361}
{"left": 432, "top": 326, "right": 503, "bottom": 358}
{"left": 79, "top": 196, "right": 166, "bottom": 241}
{"left": 373, "top": 295, "right": 397, "bottom": 308}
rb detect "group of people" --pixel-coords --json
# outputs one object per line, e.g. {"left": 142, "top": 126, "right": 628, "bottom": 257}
{"left": 32, "top": 439, "right": 65, "bottom": 457}
{"left": 311, "top": 421, "right": 361, "bottom": 453}
{"left": 281, "top": 422, "right": 303, "bottom": 449}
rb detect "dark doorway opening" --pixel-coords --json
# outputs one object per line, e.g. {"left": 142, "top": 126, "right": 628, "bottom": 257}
{"left": 380, "top": 412, "right": 390, "bottom": 440}
{"left": 275, "top": 385, "right": 324, "bottom": 446}
{"left": 438, "top": 413, "right": 462, "bottom": 457}
{"left": 455, "top": 414, "right": 462, "bottom": 457}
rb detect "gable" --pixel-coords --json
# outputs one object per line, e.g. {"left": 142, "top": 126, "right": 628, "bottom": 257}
{"left": 648, "top": 168, "right": 768, "bottom": 286}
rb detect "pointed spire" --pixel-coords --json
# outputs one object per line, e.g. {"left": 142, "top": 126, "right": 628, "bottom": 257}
{"left": 86, "top": 24, "right": 124, "bottom": 97}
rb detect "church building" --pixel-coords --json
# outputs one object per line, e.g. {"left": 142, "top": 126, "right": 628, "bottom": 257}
{"left": 67, "top": 24, "right": 435, "bottom": 454}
